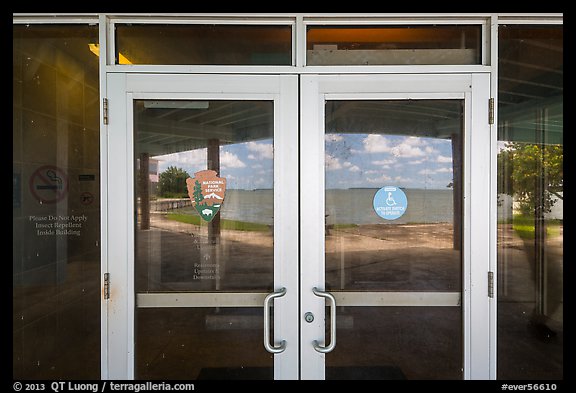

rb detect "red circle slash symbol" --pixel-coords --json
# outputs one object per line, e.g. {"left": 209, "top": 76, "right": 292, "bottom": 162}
{"left": 29, "top": 165, "right": 69, "bottom": 204}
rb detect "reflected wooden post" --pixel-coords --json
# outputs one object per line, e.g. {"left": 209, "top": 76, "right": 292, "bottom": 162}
{"left": 207, "top": 139, "right": 221, "bottom": 244}
{"left": 139, "top": 152, "right": 150, "bottom": 230}
{"left": 451, "top": 133, "right": 462, "bottom": 251}
{"left": 207, "top": 139, "right": 221, "bottom": 294}
{"left": 534, "top": 108, "right": 547, "bottom": 316}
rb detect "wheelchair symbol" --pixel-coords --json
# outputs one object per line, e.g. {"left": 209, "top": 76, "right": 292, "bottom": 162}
{"left": 386, "top": 192, "right": 397, "bottom": 206}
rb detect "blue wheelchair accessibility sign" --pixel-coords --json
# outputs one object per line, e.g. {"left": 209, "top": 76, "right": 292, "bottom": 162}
{"left": 373, "top": 186, "right": 408, "bottom": 220}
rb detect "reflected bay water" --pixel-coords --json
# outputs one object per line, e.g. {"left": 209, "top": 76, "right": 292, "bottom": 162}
{"left": 179, "top": 188, "right": 453, "bottom": 225}
{"left": 326, "top": 188, "right": 453, "bottom": 225}
{"left": 174, "top": 188, "right": 454, "bottom": 225}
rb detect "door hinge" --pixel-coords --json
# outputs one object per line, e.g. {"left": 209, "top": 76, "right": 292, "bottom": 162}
{"left": 488, "top": 271, "right": 494, "bottom": 298}
{"left": 103, "top": 98, "right": 109, "bottom": 125}
{"left": 488, "top": 98, "right": 494, "bottom": 125}
{"left": 104, "top": 272, "right": 111, "bottom": 300}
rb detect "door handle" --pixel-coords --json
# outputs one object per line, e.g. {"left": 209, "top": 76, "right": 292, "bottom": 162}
{"left": 312, "top": 287, "right": 337, "bottom": 353}
{"left": 263, "top": 287, "right": 287, "bottom": 354}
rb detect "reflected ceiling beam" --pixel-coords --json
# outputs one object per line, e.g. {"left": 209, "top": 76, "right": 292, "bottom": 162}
{"left": 220, "top": 113, "right": 271, "bottom": 127}
{"left": 328, "top": 101, "right": 460, "bottom": 119}
{"left": 234, "top": 117, "right": 272, "bottom": 129}
{"left": 499, "top": 58, "right": 563, "bottom": 75}
{"left": 520, "top": 39, "right": 563, "bottom": 53}
{"left": 155, "top": 108, "right": 185, "bottom": 119}
{"left": 179, "top": 101, "right": 237, "bottom": 122}
{"left": 345, "top": 106, "right": 455, "bottom": 121}
{"left": 327, "top": 116, "right": 440, "bottom": 137}
{"left": 236, "top": 125, "right": 274, "bottom": 142}
{"left": 138, "top": 133, "right": 194, "bottom": 145}
{"left": 498, "top": 94, "right": 562, "bottom": 118}
{"left": 325, "top": 101, "right": 354, "bottom": 119}
{"left": 141, "top": 141, "right": 218, "bottom": 157}
{"left": 499, "top": 76, "right": 563, "bottom": 91}
{"left": 434, "top": 118, "right": 462, "bottom": 138}
{"left": 199, "top": 107, "right": 259, "bottom": 125}
{"left": 498, "top": 90, "right": 542, "bottom": 100}
{"left": 138, "top": 126, "right": 274, "bottom": 149}
{"left": 354, "top": 101, "right": 460, "bottom": 117}
{"left": 498, "top": 98, "right": 518, "bottom": 105}
{"left": 136, "top": 116, "right": 237, "bottom": 142}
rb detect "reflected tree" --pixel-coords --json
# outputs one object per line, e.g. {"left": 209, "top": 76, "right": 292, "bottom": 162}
{"left": 498, "top": 141, "right": 563, "bottom": 340}
{"left": 158, "top": 166, "right": 191, "bottom": 198}
{"left": 497, "top": 142, "right": 563, "bottom": 215}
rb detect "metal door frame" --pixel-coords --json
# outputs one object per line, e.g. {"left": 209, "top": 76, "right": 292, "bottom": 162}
{"left": 102, "top": 72, "right": 494, "bottom": 380}
{"left": 103, "top": 73, "right": 299, "bottom": 379}
{"left": 299, "top": 73, "right": 494, "bottom": 380}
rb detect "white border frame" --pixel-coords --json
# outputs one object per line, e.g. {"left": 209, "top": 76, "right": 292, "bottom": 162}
{"left": 11, "top": 13, "right": 562, "bottom": 381}
{"left": 105, "top": 74, "right": 299, "bottom": 379}
{"left": 300, "top": 73, "right": 492, "bottom": 380}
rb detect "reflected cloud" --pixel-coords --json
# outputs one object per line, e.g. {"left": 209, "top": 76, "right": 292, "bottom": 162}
{"left": 326, "top": 153, "right": 343, "bottom": 170}
{"left": 247, "top": 141, "right": 273, "bottom": 160}
{"left": 156, "top": 148, "right": 246, "bottom": 171}
{"left": 362, "top": 134, "right": 428, "bottom": 158}
{"left": 436, "top": 155, "right": 452, "bottom": 163}
{"left": 220, "top": 151, "right": 246, "bottom": 168}
{"left": 326, "top": 134, "right": 344, "bottom": 142}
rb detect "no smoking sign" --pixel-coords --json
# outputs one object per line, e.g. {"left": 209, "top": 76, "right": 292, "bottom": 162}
{"left": 29, "top": 165, "right": 69, "bottom": 204}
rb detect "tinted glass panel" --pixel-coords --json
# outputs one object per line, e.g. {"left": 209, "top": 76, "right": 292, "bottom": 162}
{"left": 307, "top": 25, "right": 481, "bottom": 65}
{"left": 497, "top": 25, "right": 563, "bottom": 380}
{"left": 116, "top": 24, "right": 292, "bottom": 65}
{"left": 134, "top": 99, "right": 275, "bottom": 379}
{"left": 324, "top": 100, "right": 464, "bottom": 379}
{"left": 13, "top": 24, "right": 100, "bottom": 379}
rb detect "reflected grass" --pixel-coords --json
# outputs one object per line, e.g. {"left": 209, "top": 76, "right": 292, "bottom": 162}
{"left": 166, "top": 213, "right": 270, "bottom": 232}
{"left": 509, "top": 215, "right": 562, "bottom": 240}
{"left": 332, "top": 223, "right": 359, "bottom": 229}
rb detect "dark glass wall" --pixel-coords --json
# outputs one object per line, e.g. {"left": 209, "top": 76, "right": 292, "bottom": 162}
{"left": 497, "top": 25, "right": 563, "bottom": 379}
{"left": 13, "top": 24, "right": 101, "bottom": 379}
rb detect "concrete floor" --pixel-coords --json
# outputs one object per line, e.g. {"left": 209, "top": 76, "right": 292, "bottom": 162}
{"left": 12, "top": 216, "right": 563, "bottom": 380}
{"left": 132, "top": 216, "right": 563, "bottom": 380}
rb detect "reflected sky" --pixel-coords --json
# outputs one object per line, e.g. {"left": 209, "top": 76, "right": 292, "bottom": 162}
{"left": 153, "top": 140, "right": 274, "bottom": 190}
{"left": 154, "top": 134, "right": 454, "bottom": 190}
{"left": 325, "top": 134, "right": 454, "bottom": 189}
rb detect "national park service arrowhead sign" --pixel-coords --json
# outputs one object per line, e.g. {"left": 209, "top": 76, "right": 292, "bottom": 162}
{"left": 186, "top": 170, "right": 226, "bottom": 223}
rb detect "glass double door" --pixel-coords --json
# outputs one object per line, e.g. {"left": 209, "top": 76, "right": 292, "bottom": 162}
{"left": 105, "top": 73, "right": 493, "bottom": 380}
